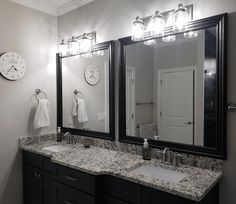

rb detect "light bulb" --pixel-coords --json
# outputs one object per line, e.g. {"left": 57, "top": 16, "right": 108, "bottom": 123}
{"left": 162, "top": 35, "right": 176, "bottom": 42}
{"left": 79, "top": 33, "right": 92, "bottom": 54}
{"left": 68, "top": 36, "right": 78, "bottom": 55}
{"left": 132, "top": 16, "right": 144, "bottom": 41}
{"left": 184, "top": 31, "right": 198, "bottom": 38}
{"left": 152, "top": 11, "right": 165, "bottom": 37}
{"left": 174, "top": 4, "right": 189, "bottom": 31}
{"left": 59, "top": 39, "right": 68, "bottom": 56}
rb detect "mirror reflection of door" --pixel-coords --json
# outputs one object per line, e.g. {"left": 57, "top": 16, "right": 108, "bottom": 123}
{"left": 158, "top": 68, "right": 194, "bottom": 145}
{"left": 126, "top": 66, "right": 136, "bottom": 136}
{"left": 124, "top": 27, "right": 218, "bottom": 148}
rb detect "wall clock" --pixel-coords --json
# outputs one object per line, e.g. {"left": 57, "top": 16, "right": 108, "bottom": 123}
{"left": 0, "top": 52, "right": 26, "bottom": 81}
{"left": 84, "top": 65, "right": 100, "bottom": 85}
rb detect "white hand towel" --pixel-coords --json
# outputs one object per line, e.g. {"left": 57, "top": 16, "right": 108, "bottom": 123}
{"left": 72, "top": 98, "right": 78, "bottom": 116}
{"left": 34, "top": 99, "right": 51, "bottom": 129}
{"left": 77, "top": 98, "right": 88, "bottom": 123}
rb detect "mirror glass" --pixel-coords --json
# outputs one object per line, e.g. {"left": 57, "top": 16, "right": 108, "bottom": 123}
{"left": 62, "top": 49, "right": 110, "bottom": 133}
{"left": 125, "top": 27, "right": 217, "bottom": 148}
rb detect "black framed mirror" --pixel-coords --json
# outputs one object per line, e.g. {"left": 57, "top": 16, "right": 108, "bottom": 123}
{"left": 119, "top": 14, "right": 227, "bottom": 159}
{"left": 57, "top": 40, "right": 115, "bottom": 140}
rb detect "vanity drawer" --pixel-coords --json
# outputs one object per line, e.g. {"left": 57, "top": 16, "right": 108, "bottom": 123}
{"left": 23, "top": 151, "right": 57, "bottom": 173}
{"left": 103, "top": 176, "right": 142, "bottom": 204}
{"left": 56, "top": 165, "right": 96, "bottom": 195}
{"left": 103, "top": 195, "right": 130, "bottom": 204}
{"left": 41, "top": 156, "right": 58, "bottom": 174}
{"left": 23, "top": 151, "right": 41, "bottom": 168}
{"left": 54, "top": 181, "right": 95, "bottom": 204}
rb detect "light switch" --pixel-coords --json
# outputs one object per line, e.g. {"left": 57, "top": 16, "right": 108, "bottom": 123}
{"left": 98, "top": 112, "right": 105, "bottom": 121}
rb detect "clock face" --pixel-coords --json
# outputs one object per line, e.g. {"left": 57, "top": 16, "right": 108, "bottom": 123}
{"left": 0, "top": 52, "right": 26, "bottom": 81}
{"left": 84, "top": 65, "right": 100, "bottom": 85}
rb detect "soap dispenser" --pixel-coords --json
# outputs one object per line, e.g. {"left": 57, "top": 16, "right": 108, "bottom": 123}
{"left": 142, "top": 139, "right": 151, "bottom": 160}
{"left": 57, "top": 127, "right": 62, "bottom": 142}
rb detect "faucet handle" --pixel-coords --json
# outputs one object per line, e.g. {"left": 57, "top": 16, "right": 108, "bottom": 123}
{"left": 173, "top": 154, "right": 183, "bottom": 167}
{"left": 72, "top": 136, "right": 76, "bottom": 145}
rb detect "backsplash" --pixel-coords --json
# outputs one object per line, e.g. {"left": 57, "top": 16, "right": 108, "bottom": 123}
{"left": 19, "top": 133, "right": 223, "bottom": 172}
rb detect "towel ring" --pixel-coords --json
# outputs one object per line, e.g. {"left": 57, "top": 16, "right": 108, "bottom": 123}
{"left": 35, "top": 89, "right": 47, "bottom": 102}
{"left": 74, "top": 89, "right": 84, "bottom": 99}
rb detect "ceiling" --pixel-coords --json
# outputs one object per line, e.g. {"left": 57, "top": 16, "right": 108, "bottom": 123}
{"left": 9, "top": 0, "right": 95, "bottom": 16}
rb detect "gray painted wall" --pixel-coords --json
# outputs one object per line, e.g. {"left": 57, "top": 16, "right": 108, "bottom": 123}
{"left": 0, "top": 0, "right": 57, "bottom": 204}
{"left": 58, "top": 1, "right": 236, "bottom": 204}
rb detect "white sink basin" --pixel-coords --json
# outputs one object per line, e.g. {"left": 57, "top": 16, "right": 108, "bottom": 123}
{"left": 42, "top": 145, "right": 72, "bottom": 153}
{"left": 129, "top": 164, "right": 187, "bottom": 183}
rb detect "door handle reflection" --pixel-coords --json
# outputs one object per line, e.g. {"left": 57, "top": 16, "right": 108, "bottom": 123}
{"left": 185, "top": 121, "right": 192, "bottom": 125}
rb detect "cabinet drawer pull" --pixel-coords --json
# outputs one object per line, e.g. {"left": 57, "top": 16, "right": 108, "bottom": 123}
{"left": 65, "top": 176, "right": 77, "bottom": 182}
{"left": 34, "top": 172, "right": 41, "bottom": 178}
{"left": 64, "top": 200, "right": 72, "bottom": 204}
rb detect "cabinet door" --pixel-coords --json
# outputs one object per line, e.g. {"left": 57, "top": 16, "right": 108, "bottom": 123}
{"left": 142, "top": 187, "right": 194, "bottom": 204}
{"left": 103, "top": 195, "right": 130, "bottom": 204}
{"left": 23, "top": 165, "right": 44, "bottom": 204}
{"left": 103, "top": 176, "right": 142, "bottom": 204}
{"left": 44, "top": 172, "right": 54, "bottom": 204}
{"left": 54, "top": 181, "right": 95, "bottom": 204}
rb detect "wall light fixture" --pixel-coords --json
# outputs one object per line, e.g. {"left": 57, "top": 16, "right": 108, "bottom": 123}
{"left": 59, "top": 39, "right": 68, "bottom": 57}
{"left": 68, "top": 36, "right": 78, "bottom": 55}
{"left": 132, "top": 17, "right": 145, "bottom": 41}
{"left": 174, "top": 4, "right": 189, "bottom": 31}
{"left": 58, "top": 32, "right": 96, "bottom": 57}
{"left": 131, "top": 3, "right": 193, "bottom": 44}
{"left": 152, "top": 11, "right": 165, "bottom": 37}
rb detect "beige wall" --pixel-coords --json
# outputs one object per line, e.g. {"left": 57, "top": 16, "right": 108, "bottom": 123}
{"left": 58, "top": 1, "right": 236, "bottom": 204}
{"left": 0, "top": 0, "right": 57, "bottom": 204}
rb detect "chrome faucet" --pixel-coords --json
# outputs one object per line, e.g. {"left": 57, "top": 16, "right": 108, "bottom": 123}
{"left": 158, "top": 147, "right": 183, "bottom": 167}
{"left": 64, "top": 132, "right": 76, "bottom": 145}
{"left": 163, "top": 147, "right": 171, "bottom": 164}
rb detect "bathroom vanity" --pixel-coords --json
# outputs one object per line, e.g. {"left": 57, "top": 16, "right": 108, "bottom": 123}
{"left": 21, "top": 136, "right": 222, "bottom": 204}
{"left": 22, "top": 12, "right": 227, "bottom": 204}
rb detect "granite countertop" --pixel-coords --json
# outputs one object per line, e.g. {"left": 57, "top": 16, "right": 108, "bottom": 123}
{"left": 19, "top": 137, "right": 222, "bottom": 202}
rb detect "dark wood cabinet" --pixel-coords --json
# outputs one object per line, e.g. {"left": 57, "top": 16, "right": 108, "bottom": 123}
{"left": 55, "top": 165, "right": 97, "bottom": 195}
{"left": 23, "top": 152, "right": 55, "bottom": 204}
{"left": 102, "top": 176, "right": 219, "bottom": 204}
{"left": 54, "top": 181, "right": 95, "bottom": 204}
{"left": 23, "top": 165, "right": 44, "bottom": 204}
{"left": 142, "top": 186, "right": 193, "bottom": 204}
{"left": 23, "top": 150, "right": 219, "bottom": 204}
{"left": 23, "top": 151, "right": 99, "bottom": 204}
{"left": 103, "top": 176, "right": 142, "bottom": 204}
{"left": 142, "top": 184, "right": 219, "bottom": 204}
{"left": 103, "top": 195, "right": 130, "bottom": 204}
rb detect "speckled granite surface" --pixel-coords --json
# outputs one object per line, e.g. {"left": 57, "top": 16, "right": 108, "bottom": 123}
{"left": 19, "top": 133, "right": 223, "bottom": 171}
{"left": 19, "top": 134, "right": 223, "bottom": 201}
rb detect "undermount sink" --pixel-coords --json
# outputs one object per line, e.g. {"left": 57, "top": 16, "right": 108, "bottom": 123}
{"left": 42, "top": 145, "right": 72, "bottom": 153}
{"left": 129, "top": 164, "right": 187, "bottom": 183}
